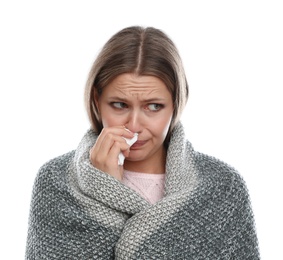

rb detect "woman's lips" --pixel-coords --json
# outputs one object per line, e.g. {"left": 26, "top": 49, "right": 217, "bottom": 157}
{"left": 130, "top": 140, "right": 147, "bottom": 149}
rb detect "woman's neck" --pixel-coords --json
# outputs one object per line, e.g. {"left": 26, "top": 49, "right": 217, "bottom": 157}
{"left": 124, "top": 148, "right": 166, "bottom": 174}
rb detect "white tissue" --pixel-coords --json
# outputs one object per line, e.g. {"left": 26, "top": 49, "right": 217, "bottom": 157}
{"left": 118, "top": 133, "right": 138, "bottom": 165}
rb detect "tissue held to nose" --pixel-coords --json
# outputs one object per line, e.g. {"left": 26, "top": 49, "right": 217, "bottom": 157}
{"left": 118, "top": 133, "right": 138, "bottom": 165}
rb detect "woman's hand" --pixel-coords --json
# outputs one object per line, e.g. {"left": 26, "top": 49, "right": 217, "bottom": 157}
{"left": 89, "top": 126, "right": 134, "bottom": 181}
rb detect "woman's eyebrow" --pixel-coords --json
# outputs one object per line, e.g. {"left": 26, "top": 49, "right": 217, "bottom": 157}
{"left": 107, "top": 96, "right": 128, "bottom": 102}
{"left": 142, "top": 98, "right": 167, "bottom": 102}
{"left": 108, "top": 96, "right": 167, "bottom": 102}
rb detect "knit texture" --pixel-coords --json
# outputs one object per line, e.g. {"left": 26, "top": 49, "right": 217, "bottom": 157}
{"left": 122, "top": 170, "right": 165, "bottom": 204}
{"left": 26, "top": 122, "right": 260, "bottom": 259}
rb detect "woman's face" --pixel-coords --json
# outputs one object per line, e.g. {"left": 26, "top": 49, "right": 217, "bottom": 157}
{"left": 95, "top": 73, "right": 174, "bottom": 169}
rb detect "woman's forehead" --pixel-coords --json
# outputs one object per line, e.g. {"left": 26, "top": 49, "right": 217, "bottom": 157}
{"left": 104, "top": 73, "right": 170, "bottom": 96}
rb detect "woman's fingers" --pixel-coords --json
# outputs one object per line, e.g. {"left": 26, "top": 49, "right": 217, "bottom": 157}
{"left": 92, "top": 137, "right": 130, "bottom": 165}
{"left": 89, "top": 126, "right": 135, "bottom": 180}
{"left": 93, "top": 127, "right": 133, "bottom": 155}
{"left": 101, "top": 126, "right": 134, "bottom": 139}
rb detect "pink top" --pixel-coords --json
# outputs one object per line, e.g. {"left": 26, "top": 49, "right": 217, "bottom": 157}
{"left": 122, "top": 170, "right": 165, "bottom": 204}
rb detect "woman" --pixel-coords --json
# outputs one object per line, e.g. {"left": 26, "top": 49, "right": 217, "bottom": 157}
{"left": 26, "top": 26, "right": 260, "bottom": 259}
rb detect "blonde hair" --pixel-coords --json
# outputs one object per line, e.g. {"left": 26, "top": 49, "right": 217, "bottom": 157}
{"left": 85, "top": 26, "right": 188, "bottom": 144}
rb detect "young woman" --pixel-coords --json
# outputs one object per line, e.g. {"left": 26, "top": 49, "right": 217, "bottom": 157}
{"left": 26, "top": 26, "right": 260, "bottom": 259}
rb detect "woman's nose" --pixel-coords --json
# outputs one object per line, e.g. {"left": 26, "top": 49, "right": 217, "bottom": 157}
{"left": 125, "top": 110, "right": 143, "bottom": 133}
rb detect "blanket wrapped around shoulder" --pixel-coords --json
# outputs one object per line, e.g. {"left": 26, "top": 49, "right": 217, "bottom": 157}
{"left": 26, "top": 123, "right": 260, "bottom": 259}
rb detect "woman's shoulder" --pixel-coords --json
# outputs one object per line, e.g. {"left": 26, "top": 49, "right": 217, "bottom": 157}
{"left": 193, "top": 149, "right": 247, "bottom": 190}
{"left": 190, "top": 150, "right": 253, "bottom": 211}
{"left": 39, "top": 150, "right": 75, "bottom": 173}
{"left": 194, "top": 151, "right": 237, "bottom": 173}
{"left": 33, "top": 150, "right": 75, "bottom": 189}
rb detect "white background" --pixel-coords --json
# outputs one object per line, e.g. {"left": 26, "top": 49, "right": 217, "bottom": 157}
{"left": 0, "top": 0, "right": 282, "bottom": 259}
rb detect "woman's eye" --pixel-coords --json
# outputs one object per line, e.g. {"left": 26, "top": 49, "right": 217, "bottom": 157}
{"left": 147, "top": 104, "right": 163, "bottom": 111}
{"left": 112, "top": 102, "right": 128, "bottom": 109}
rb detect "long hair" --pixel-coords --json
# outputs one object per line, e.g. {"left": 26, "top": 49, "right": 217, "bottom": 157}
{"left": 85, "top": 26, "right": 189, "bottom": 145}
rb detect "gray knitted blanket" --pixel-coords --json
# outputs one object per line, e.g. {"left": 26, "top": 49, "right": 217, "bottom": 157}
{"left": 26, "top": 123, "right": 260, "bottom": 259}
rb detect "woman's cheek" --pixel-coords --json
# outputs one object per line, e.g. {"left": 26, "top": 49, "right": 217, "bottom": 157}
{"left": 102, "top": 115, "right": 125, "bottom": 128}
